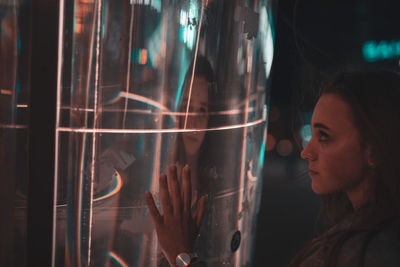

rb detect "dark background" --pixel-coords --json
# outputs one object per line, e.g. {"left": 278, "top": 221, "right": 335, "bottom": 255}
{"left": 254, "top": 0, "right": 400, "bottom": 266}
{"left": 21, "top": 0, "right": 400, "bottom": 266}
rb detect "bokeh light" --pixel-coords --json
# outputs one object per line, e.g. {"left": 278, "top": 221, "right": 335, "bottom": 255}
{"left": 265, "top": 133, "right": 276, "bottom": 151}
{"left": 276, "top": 139, "right": 293, "bottom": 156}
{"left": 300, "top": 124, "right": 311, "bottom": 148}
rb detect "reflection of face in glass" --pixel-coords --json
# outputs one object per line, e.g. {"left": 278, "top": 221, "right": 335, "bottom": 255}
{"left": 180, "top": 76, "right": 209, "bottom": 156}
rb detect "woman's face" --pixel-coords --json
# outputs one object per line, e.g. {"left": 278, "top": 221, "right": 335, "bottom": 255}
{"left": 180, "top": 76, "right": 209, "bottom": 155}
{"left": 301, "top": 94, "right": 370, "bottom": 198}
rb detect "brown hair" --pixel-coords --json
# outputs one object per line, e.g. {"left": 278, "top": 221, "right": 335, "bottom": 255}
{"left": 172, "top": 56, "right": 215, "bottom": 195}
{"left": 289, "top": 70, "right": 400, "bottom": 267}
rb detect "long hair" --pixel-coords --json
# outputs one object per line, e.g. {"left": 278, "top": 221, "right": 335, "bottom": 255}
{"left": 289, "top": 70, "right": 400, "bottom": 267}
{"left": 172, "top": 56, "right": 216, "bottom": 195}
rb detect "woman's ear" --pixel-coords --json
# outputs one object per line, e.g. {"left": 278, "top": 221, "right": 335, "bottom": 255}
{"left": 365, "top": 145, "right": 376, "bottom": 168}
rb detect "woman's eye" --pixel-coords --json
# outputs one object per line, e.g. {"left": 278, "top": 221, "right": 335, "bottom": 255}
{"left": 318, "top": 130, "right": 329, "bottom": 141}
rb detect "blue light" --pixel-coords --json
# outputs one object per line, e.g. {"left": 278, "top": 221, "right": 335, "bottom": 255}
{"left": 362, "top": 40, "right": 400, "bottom": 62}
{"left": 300, "top": 124, "right": 312, "bottom": 143}
{"left": 259, "top": 7, "right": 274, "bottom": 78}
{"left": 175, "top": 52, "right": 188, "bottom": 111}
{"left": 179, "top": 3, "right": 199, "bottom": 49}
{"left": 17, "top": 37, "right": 21, "bottom": 55}
{"left": 131, "top": 0, "right": 161, "bottom": 12}
{"left": 258, "top": 128, "right": 266, "bottom": 168}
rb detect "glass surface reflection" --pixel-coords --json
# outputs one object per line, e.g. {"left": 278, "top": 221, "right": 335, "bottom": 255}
{"left": 54, "top": 0, "right": 274, "bottom": 266}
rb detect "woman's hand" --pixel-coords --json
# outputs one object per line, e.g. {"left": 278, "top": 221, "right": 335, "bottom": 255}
{"left": 145, "top": 164, "right": 207, "bottom": 266}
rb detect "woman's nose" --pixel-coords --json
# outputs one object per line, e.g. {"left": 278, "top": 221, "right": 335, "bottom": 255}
{"left": 300, "top": 142, "right": 316, "bottom": 161}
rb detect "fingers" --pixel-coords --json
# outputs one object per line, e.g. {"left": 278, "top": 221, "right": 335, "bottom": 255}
{"left": 146, "top": 164, "right": 207, "bottom": 231}
{"left": 145, "top": 192, "right": 163, "bottom": 226}
{"left": 182, "top": 165, "right": 192, "bottom": 214}
{"left": 159, "top": 173, "right": 173, "bottom": 219}
{"left": 194, "top": 195, "right": 208, "bottom": 229}
{"left": 168, "top": 164, "right": 182, "bottom": 216}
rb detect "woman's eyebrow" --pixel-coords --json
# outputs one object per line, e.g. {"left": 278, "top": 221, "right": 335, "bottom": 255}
{"left": 313, "top": 122, "right": 330, "bottom": 130}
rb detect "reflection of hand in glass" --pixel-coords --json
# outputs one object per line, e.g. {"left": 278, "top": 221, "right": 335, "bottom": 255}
{"left": 145, "top": 164, "right": 207, "bottom": 266}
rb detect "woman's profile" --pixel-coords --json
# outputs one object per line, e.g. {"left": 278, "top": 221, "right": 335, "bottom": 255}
{"left": 146, "top": 70, "right": 400, "bottom": 267}
{"left": 290, "top": 70, "right": 400, "bottom": 267}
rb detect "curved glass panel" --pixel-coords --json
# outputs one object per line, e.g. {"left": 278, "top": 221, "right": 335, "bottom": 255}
{"left": 0, "top": 0, "right": 29, "bottom": 265}
{"left": 54, "top": 0, "right": 274, "bottom": 266}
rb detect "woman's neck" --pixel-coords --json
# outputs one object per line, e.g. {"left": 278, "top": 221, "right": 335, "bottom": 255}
{"left": 346, "top": 176, "right": 370, "bottom": 210}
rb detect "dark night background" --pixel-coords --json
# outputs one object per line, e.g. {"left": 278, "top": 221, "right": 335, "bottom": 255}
{"left": 254, "top": 0, "right": 400, "bottom": 266}
{"left": 4, "top": 0, "right": 400, "bottom": 266}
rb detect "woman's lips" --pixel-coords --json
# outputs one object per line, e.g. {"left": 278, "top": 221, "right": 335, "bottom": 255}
{"left": 309, "top": 170, "right": 318, "bottom": 176}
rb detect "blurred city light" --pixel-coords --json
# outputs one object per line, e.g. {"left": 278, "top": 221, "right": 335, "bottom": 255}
{"left": 266, "top": 133, "right": 276, "bottom": 151}
{"left": 300, "top": 124, "right": 312, "bottom": 148}
{"left": 179, "top": 2, "right": 199, "bottom": 49}
{"left": 259, "top": 7, "right": 274, "bottom": 78}
{"left": 362, "top": 40, "right": 400, "bottom": 62}
{"left": 130, "top": 0, "right": 161, "bottom": 12}
{"left": 277, "top": 139, "right": 293, "bottom": 156}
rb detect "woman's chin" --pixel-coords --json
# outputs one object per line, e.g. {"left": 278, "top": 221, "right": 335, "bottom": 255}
{"left": 183, "top": 139, "right": 202, "bottom": 156}
{"left": 311, "top": 182, "right": 324, "bottom": 195}
{"left": 185, "top": 146, "right": 201, "bottom": 156}
{"left": 311, "top": 183, "right": 336, "bottom": 195}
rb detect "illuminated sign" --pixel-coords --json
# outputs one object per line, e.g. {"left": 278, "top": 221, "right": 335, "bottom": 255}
{"left": 362, "top": 40, "right": 400, "bottom": 62}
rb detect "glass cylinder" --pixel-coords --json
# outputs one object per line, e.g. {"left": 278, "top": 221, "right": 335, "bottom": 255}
{"left": 54, "top": 0, "right": 274, "bottom": 266}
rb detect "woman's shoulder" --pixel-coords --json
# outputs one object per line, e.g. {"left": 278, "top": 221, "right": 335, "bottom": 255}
{"left": 338, "top": 216, "right": 400, "bottom": 267}
{"left": 362, "top": 217, "right": 400, "bottom": 267}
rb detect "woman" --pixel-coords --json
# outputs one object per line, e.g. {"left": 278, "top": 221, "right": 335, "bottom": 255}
{"left": 146, "top": 70, "right": 400, "bottom": 266}
{"left": 290, "top": 70, "right": 400, "bottom": 267}
{"left": 173, "top": 55, "right": 215, "bottom": 200}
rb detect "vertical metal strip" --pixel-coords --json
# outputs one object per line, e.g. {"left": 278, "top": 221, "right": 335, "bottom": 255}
{"left": 51, "top": 0, "right": 65, "bottom": 264}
